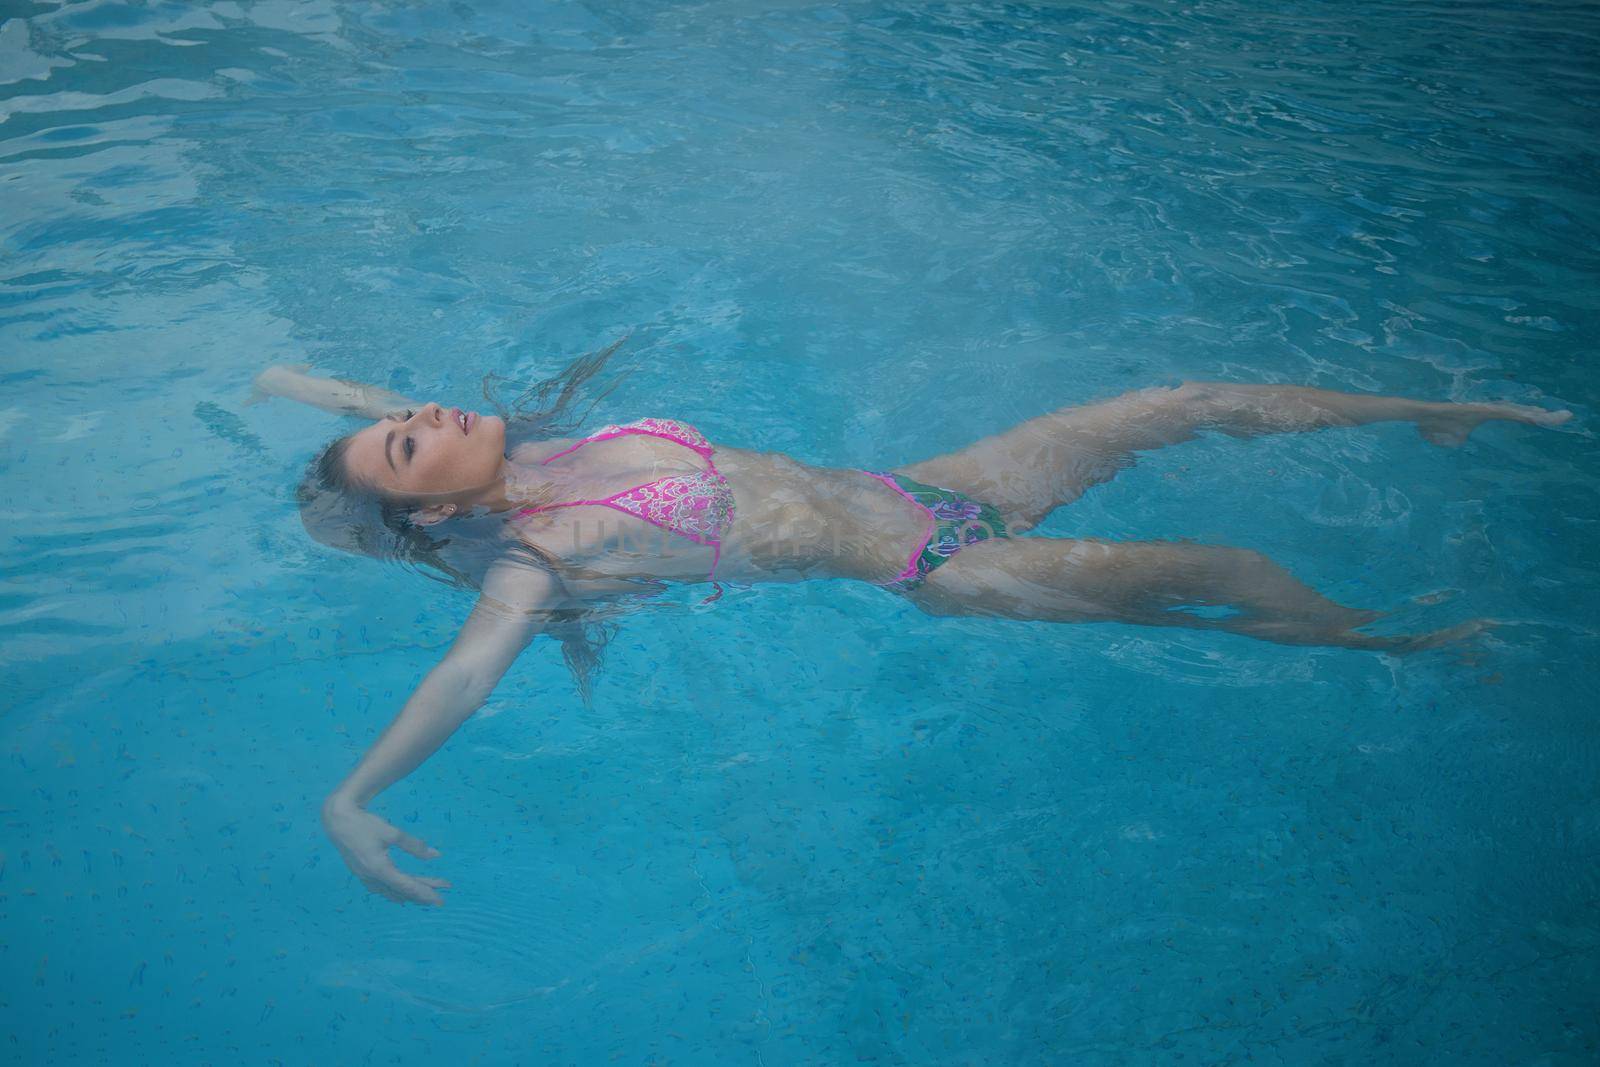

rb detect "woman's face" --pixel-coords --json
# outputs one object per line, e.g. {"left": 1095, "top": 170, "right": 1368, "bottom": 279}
{"left": 342, "top": 403, "right": 507, "bottom": 503}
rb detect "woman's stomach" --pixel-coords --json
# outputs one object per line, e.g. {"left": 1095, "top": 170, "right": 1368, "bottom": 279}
{"left": 712, "top": 447, "right": 936, "bottom": 584}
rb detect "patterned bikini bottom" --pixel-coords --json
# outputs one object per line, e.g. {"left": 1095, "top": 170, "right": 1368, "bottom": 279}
{"left": 861, "top": 471, "right": 1011, "bottom": 592}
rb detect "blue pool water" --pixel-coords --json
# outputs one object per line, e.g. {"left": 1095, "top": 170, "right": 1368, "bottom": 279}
{"left": 3, "top": 0, "right": 1598, "bottom": 1061}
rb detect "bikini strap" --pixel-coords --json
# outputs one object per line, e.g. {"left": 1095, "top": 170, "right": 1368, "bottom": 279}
{"left": 539, "top": 418, "right": 713, "bottom": 465}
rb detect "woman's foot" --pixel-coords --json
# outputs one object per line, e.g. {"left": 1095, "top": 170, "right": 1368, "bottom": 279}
{"left": 1416, "top": 402, "right": 1572, "bottom": 447}
{"left": 1391, "top": 617, "right": 1498, "bottom": 653}
{"left": 1322, "top": 616, "right": 1498, "bottom": 652}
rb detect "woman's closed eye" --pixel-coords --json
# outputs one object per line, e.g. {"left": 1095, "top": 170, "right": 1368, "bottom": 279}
{"left": 387, "top": 410, "right": 417, "bottom": 462}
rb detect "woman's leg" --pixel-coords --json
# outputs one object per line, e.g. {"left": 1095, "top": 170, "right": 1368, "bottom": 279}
{"left": 897, "top": 382, "right": 1570, "bottom": 532}
{"left": 903, "top": 536, "right": 1489, "bottom": 652}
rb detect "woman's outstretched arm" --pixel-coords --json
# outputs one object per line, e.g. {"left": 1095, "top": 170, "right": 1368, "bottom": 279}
{"left": 251, "top": 364, "right": 421, "bottom": 420}
{"left": 320, "top": 560, "right": 567, "bottom": 906}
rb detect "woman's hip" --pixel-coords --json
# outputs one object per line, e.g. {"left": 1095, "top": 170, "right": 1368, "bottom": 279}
{"left": 861, "top": 470, "right": 1011, "bottom": 593}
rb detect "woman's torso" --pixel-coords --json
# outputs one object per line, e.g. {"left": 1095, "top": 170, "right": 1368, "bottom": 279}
{"left": 502, "top": 421, "right": 931, "bottom": 596}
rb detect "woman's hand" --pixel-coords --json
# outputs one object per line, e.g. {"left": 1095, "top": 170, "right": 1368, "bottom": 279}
{"left": 321, "top": 796, "right": 452, "bottom": 906}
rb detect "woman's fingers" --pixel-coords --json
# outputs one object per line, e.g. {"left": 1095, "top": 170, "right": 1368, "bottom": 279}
{"left": 363, "top": 863, "right": 447, "bottom": 906}
{"left": 390, "top": 830, "right": 442, "bottom": 861}
{"left": 365, "top": 848, "right": 449, "bottom": 905}
{"left": 388, "top": 871, "right": 445, "bottom": 906}
{"left": 362, "top": 876, "right": 407, "bottom": 904}
{"left": 407, "top": 879, "right": 447, "bottom": 906}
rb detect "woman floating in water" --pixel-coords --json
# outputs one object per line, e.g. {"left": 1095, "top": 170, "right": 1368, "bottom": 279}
{"left": 256, "top": 348, "right": 1570, "bottom": 905}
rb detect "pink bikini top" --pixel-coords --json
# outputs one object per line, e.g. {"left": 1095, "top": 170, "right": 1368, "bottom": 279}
{"left": 516, "top": 417, "right": 736, "bottom": 599}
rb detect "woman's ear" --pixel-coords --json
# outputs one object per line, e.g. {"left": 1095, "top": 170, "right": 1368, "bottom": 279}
{"left": 410, "top": 503, "right": 459, "bottom": 527}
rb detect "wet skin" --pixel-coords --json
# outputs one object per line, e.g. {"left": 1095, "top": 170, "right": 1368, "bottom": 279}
{"left": 339, "top": 386, "right": 1572, "bottom": 638}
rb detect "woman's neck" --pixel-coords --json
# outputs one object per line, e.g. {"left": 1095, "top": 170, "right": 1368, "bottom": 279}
{"left": 475, "top": 457, "right": 563, "bottom": 514}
